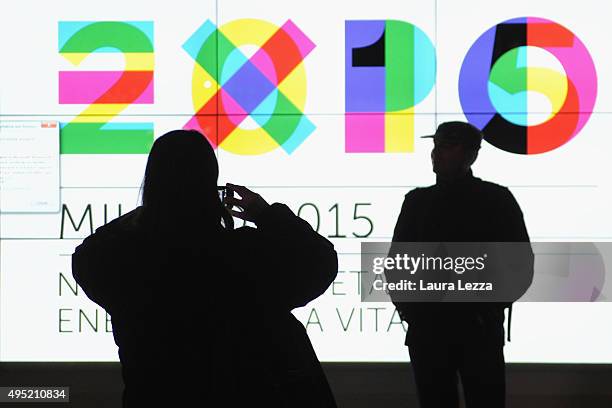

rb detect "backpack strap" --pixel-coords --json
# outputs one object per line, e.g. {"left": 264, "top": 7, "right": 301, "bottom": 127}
{"left": 506, "top": 304, "right": 513, "bottom": 342}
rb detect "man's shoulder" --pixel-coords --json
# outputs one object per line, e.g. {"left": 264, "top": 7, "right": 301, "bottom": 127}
{"left": 404, "top": 185, "right": 434, "bottom": 199}
{"left": 402, "top": 178, "right": 514, "bottom": 200}
{"left": 473, "top": 177, "right": 513, "bottom": 196}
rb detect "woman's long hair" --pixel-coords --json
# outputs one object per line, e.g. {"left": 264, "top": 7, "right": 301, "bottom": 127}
{"left": 138, "top": 130, "right": 230, "bottom": 239}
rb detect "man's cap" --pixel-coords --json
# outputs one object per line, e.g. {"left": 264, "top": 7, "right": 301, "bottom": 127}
{"left": 421, "top": 121, "right": 484, "bottom": 148}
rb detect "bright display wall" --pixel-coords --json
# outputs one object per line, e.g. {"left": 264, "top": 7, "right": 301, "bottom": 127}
{"left": 1, "top": 0, "right": 612, "bottom": 363}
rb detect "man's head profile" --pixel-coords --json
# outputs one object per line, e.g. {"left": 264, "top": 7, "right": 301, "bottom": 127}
{"left": 422, "top": 121, "right": 484, "bottom": 180}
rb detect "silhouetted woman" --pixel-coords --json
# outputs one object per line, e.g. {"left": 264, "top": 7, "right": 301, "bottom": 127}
{"left": 72, "top": 130, "right": 338, "bottom": 407}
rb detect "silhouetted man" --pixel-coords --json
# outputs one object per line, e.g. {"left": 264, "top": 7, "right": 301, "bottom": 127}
{"left": 391, "top": 121, "right": 531, "bottom": 408}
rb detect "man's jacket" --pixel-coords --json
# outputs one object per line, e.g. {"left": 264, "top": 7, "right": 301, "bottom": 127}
{"left": 391, "top": 171, "right": 533, "bottom": 344}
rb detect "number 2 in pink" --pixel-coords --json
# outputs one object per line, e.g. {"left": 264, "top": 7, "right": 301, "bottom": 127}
{"left": 58, "top": 21, "right": 154, "bottom": 154}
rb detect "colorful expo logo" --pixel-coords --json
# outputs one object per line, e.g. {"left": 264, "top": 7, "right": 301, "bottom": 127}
{"left": 459, "top": 17, "right": 597, "bottom": 155}
{"left": 58, "top": 21, "right": 155, "bottom": 154}
{"left": 183, "top": 19, "right": 316, "bottom": 155}
{"left": 345, "top": 20, "right": 436, "bottom": 153}
{"left": 57, "top": 17, "right": 597, "bottom": 156}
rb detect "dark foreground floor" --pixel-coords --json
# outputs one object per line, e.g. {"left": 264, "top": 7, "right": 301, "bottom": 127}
{"left": 1, "top": 362, "right": 611, "bottom": 407}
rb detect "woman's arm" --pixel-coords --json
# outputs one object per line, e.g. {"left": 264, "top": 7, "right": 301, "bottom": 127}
{"left": 225, "top": 184, "right": 338, "bottom": 310}
{"left": 71, "top": 207, "right": 151, "bottom": 315}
